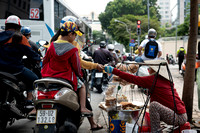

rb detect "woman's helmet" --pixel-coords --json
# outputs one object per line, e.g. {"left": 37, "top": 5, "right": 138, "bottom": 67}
{"left": 99, "top": 41, "right": 106, "bottom": 48}
{"left": 107, "top": 44, "right": 114, "bottom": 50}
{"left": 60, "top": 16, "right": 83, "bottom": 28}
{"left": 5, "top": 15, "right": 22, "bottom": 27}
{"left": 148, "top": 28, "right": 157, "bottom": 38}
{"left": 21, "top": 26, "right": 31, "bottom": 35}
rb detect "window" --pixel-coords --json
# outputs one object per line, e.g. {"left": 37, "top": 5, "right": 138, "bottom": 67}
{"left": 0, "top": 0, "right": 44, "bottom": 20}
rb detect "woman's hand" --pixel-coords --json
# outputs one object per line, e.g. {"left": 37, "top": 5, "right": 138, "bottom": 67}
{"left": 104, "top": 66, "right": 114, "bottom": 73}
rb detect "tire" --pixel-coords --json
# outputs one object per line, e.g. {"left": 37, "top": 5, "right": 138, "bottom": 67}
{"left": 0, "top": 115, "right": 8, "bottom": 132}
{"left": 96, "top": 84, "right": 103, "bottom": 93}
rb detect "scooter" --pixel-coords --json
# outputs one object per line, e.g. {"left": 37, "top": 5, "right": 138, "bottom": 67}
{"left": 33, "top": 78, "right": 83, "bottom": 133}
{"left": 0, "top": 71, "right": 34, "bottom": 132}
{"left": 93, "top": 70, "right": 109, "bottom": 93}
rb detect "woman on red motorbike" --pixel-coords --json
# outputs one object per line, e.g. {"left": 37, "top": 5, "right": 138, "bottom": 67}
{"left": 41, "top": 21, "right": 91, "bottom": 115}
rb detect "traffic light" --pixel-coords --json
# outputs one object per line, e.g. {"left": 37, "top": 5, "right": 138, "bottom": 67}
{"left": 137, "top": 20, "right": 141, "bottom": 35}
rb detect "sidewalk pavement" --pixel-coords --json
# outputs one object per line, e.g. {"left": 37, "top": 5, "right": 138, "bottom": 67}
{"left": 78, "top": 64, "right": 200, "bottom": 133}
{"left": 118, "top": 64, "right": 200, "bottom": 129}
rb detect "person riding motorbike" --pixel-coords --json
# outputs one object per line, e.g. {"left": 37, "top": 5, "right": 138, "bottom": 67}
{"left": 21, "top": 26, "right": 42, "bottom": 56}
{"left": 56, "top": 16, "right": 104, "bottom": 131}
{"left": 107, "top": 44, "right": 119, "bottom": 65}
{"left": 104, "top": 60, "right": 187, "bottom": 132}
{"left": 42, "top": 21, "right": 92, "bottom": 117}
{"left": 21, "top": 26, "right": 42, "bottom": 78}
{"left": 90, "top": 41, "right": 114, "bottom": 91}
{"left": 0, "top": 15, "right": 41, "bottom": 111}
{"left": 135, "top": 28, "right": 162, "bottom": 62}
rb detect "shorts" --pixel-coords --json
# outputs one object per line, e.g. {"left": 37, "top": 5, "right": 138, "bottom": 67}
{"left": 77, "top": 77, "right": 84, "bottom": 89}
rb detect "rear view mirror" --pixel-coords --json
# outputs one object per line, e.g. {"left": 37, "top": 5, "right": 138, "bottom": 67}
{"left": 38, "top": 40, "right": 49, "bottom": 46}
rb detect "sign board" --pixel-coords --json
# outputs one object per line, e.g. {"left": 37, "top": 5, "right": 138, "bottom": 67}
{"left": 129, "top": 43, "right": 135, "bottom": 47}
{"left": 29, "top": 8, "right": 40, "bottom": 19}
{"left": 131, "top": 39, "right": 135, "bottom": 43}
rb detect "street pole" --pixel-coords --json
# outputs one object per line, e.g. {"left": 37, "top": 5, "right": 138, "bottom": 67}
{"left": 147, "top": 0, "right": 150, "bottom": 30}
{"left": 175, "top": 24, "right": 177, "bottom": 57}
{"left": 114, "top": 19, "right": 132, "bottom": 54}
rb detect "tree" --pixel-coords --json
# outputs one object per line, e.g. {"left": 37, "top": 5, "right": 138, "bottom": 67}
{"left": 108, "top": 14, "right": 160, "bottom": 49}
{"left": 182, "top": 0, "right": 198, "bottom": 122}
{"left": 92, "top": 30, "right": 105, "bottom": 44}
{"left": 99, "top": 0, "right": 160, "bottom": 33}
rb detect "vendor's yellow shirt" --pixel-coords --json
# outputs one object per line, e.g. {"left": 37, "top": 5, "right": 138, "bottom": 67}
{"left": 48, "top": 37, "right": 98, "bottom": 70}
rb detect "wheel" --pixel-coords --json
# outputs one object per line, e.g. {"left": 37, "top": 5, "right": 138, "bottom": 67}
{"left": 96, "top": 85, "right": 103, "bottom": 93}
{"left": 0, "top": 114, "right": 8, "bottom": 132}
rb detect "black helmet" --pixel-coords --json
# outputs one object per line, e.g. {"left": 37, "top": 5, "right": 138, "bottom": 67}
{"left": 99, "top": 41, "right": 106, "bottom": 48}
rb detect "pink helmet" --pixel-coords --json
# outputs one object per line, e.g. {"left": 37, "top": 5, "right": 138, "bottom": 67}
{"left": 5, "top": 15, "right": 22, "bottom": 26}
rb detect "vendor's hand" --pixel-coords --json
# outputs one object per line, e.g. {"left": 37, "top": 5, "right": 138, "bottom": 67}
{"left": 104, "top": 66, "right": 114, "bottom": 73}
{"left": 96, "top": 64, "right": 104, "bottom": 71}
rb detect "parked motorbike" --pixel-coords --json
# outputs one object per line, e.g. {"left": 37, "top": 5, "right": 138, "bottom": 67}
{"left": 168, "top": 54, "right": 175, "bottom": 65}
{"left": 93, "top": 70, "right": 109, "bottom": 93}
{"left": 0, "top": 71, "right": 34, "bottom": 132}
{"left": 33, "top": 78, "right": 83, "bottom": 133}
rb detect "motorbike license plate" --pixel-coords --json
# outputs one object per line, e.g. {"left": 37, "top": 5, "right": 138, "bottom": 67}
{"left": 95, "top": 73, "right": 103, "bottom": 78}
{"left": 36, "top": 109, "right": 57, "bottom": 124}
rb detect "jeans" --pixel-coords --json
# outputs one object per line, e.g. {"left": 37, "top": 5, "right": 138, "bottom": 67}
{"left": 15, "top": 67, "right": 38, "bottom": 92}
{"left": 90, "top": 69, "right": 96, "bottom": 89}
{"left": 135, "top": 56, "right": 144, "bottom": 63}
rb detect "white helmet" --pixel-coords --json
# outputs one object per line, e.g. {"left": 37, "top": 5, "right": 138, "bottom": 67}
{"left": 148, "top": 28, "right": 157, "bottom": 38}
{"left": 60, "top": 16, "right": 83, "bottom": 28}
{"left": 107, "top": 44, "right": 114, "bottom": 50}
{"left": 5, "top": 15, "right": 22, "bottom": 26}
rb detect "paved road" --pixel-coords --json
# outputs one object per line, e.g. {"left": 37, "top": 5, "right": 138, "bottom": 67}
{"left": 3, "top": 64, "right": 200, "bottom": 132}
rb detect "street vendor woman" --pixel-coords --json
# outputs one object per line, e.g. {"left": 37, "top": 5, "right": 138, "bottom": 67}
{"left": 104, "top": 60, "right": 187, "bottom": 132}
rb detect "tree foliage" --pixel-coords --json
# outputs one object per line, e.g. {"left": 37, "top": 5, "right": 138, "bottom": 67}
{"left": 99, "top": 0, "right": 160, "bottom": 33}
{"left": 92, "top": 30, "right": 105, "bottom": 44}
{"left": 98, "top": 0, "right": 160, "bottom": 48}
{"left": 108, "top": 15, "right": 160, "bottom": 48}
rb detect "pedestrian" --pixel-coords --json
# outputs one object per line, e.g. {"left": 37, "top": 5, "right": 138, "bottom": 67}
{"left": 104, "top": 60, "right": 187, "bottom": 132}
{"left": 135, "top": 28, "right": 162, "bottom": 62}
{"left": 176, "top": 46, "right": 186, "bottom": 73}
{"left": 0, "top": 15, "right": 41, "bottom": 115}
{"left": 58, "top": 16, "right": 104, "bottom": 131}
{"left": 42, "top": 21, "right": 92, "bottom": 116}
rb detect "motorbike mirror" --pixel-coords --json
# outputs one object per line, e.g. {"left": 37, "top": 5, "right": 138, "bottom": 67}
{"left": 38, "top": 40, "right": 49, "bottom": 46}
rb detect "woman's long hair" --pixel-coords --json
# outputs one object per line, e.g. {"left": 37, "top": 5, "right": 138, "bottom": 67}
{"left": 50, "top": 28, "right": 76, "bottom": 43}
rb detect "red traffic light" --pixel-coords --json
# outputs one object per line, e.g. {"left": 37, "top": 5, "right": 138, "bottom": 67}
{"left": 137, "top": 20, "right": 141, "bottom": 25}
{"left": 137, "top": 25, "right": 140, "bottom": 28}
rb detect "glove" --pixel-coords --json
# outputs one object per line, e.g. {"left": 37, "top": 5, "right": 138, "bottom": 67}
{"left": 104, "top": 66, "right": 114, "bottom": 73}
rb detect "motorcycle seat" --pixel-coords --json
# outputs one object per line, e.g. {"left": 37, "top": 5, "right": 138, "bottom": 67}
{"left": 0, "top": 71, "right": 18, "bottom": 84}
{"left": 34, "top": 77, "right": 73, "bottom": 90}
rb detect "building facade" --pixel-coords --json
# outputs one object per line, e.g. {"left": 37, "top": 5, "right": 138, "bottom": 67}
{"left": 156, "top": 0, "right": 171, "bottom": 26}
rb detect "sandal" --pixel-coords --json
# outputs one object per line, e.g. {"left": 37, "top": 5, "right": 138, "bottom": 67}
{"left": 91, "top": 124, "right": 103, "bottom": 131}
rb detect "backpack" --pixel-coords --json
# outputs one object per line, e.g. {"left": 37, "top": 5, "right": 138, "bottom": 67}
{"left": 144, "top": 39, "right": 159, "bottom": 59}
{"left": 178, "top": 50, "right": 185, "bottom": 57}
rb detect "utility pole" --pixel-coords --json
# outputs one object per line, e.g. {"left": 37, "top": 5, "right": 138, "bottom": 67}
{"left": 114, "top": 19, "right": 132, "bottom": 54}
{"left": 182, "top": 0, "right": 198, "bottom": 122}
{"left": 147, "top": 0, "right": 150, "bottom": 30}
